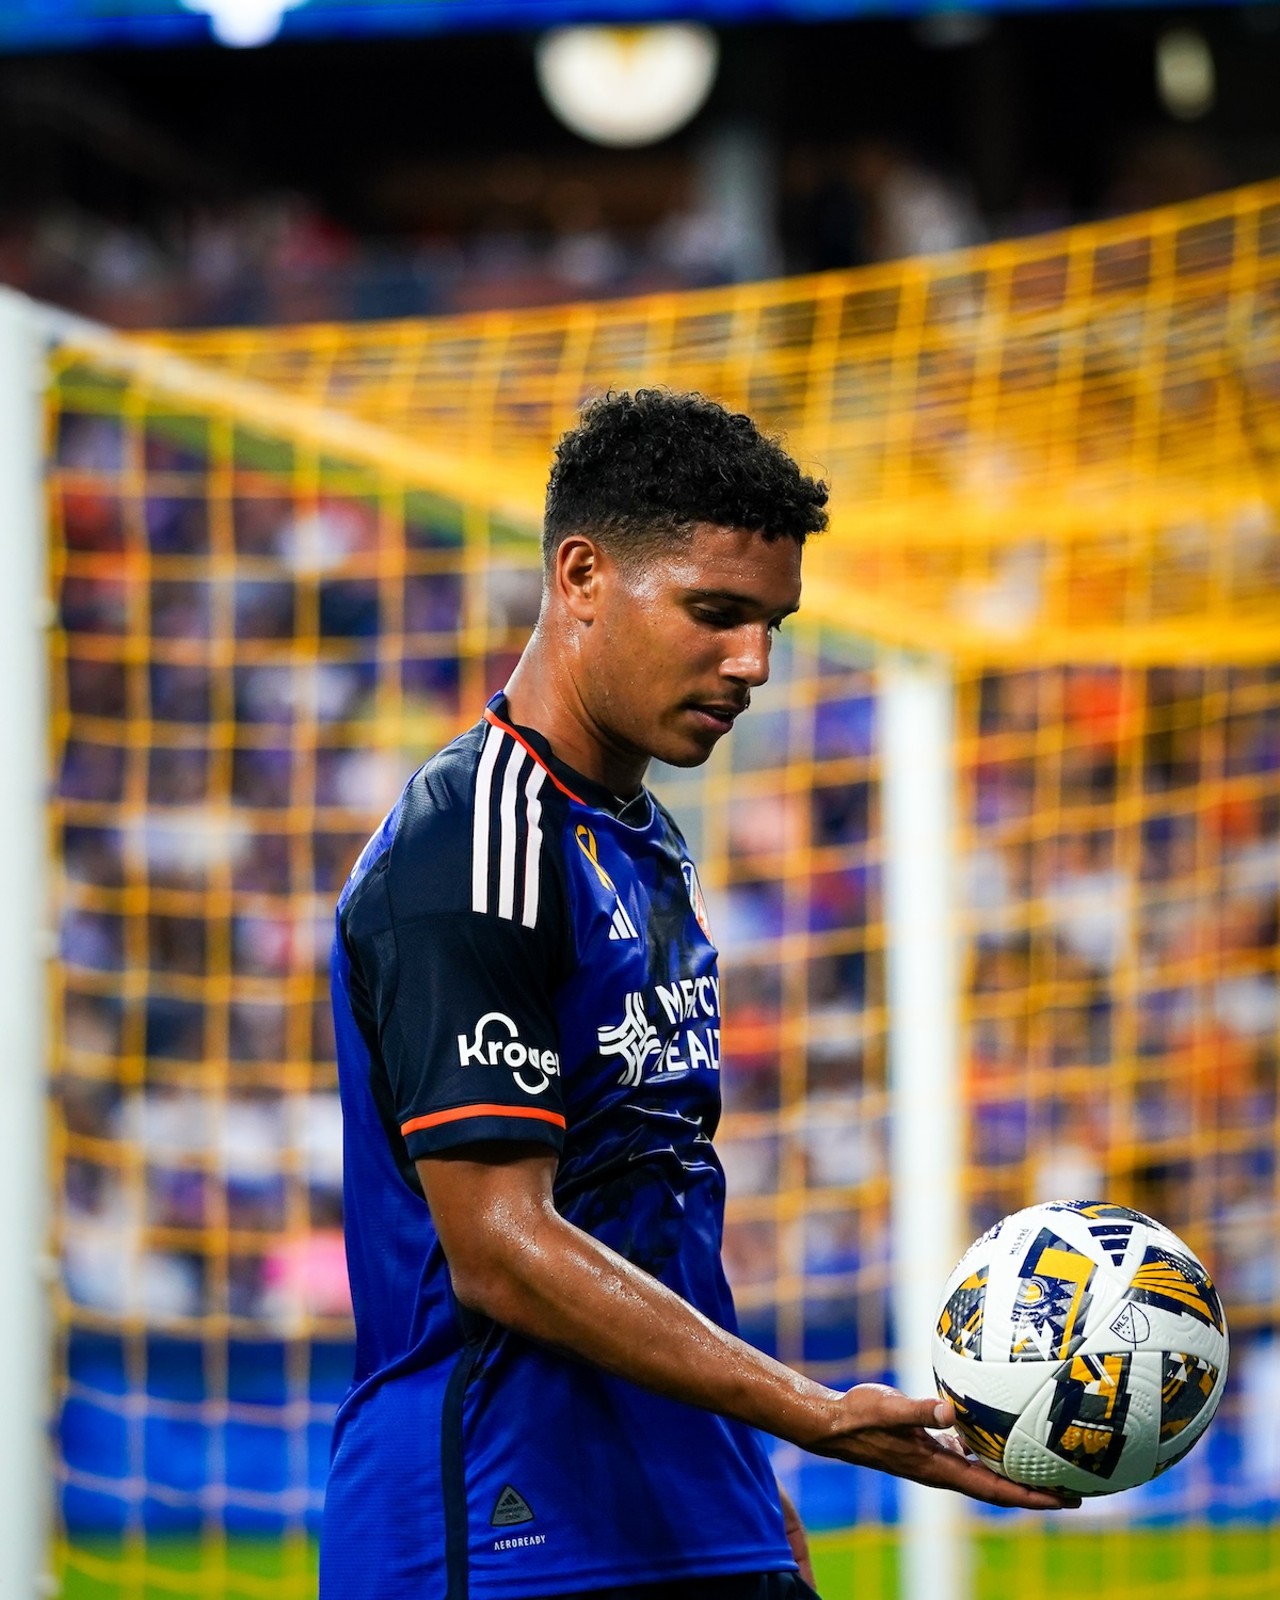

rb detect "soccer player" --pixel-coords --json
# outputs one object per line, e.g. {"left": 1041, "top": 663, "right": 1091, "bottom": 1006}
{"left": 323, "top": 390, "right": 1075, "bottom": 1600}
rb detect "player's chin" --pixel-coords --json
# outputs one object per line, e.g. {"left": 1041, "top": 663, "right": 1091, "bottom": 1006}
{"left": 660, "top": 702, "right": 742, "bottom": 760}
{"left": 654, "top": 723, "right": 729, "bottom": 767}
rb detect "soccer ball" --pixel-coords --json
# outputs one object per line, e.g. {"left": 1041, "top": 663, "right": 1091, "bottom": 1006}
{"left": 932, "top": 1201, "right": 1229, "bottom": 1495}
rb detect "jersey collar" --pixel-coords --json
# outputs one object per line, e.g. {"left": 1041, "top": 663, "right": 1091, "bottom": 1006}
{"left": 486, "top": 693, "right": 654, "bottom": 826}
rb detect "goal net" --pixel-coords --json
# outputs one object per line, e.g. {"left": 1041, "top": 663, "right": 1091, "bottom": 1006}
{"left": 28, "top": 178, "right": 1280, "bottom": 1598}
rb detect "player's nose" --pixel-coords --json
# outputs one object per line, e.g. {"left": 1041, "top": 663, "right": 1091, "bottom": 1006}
{"left": 721, "top": 626, "right": 772, "bottom": 688}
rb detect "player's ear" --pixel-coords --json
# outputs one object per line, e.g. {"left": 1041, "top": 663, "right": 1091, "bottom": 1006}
{"left": 554, "top": 535, "right": 606, "bottom": 622}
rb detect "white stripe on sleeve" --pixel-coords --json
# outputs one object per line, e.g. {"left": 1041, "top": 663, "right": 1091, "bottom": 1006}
{"left": 471, "top": 724, "right": 504, "bottom": 914}
{"left": 520, "top": 763, "right": 548, "bottom": 929}
{"left": 496, "top": 743, "right": 527, "bottom": 921}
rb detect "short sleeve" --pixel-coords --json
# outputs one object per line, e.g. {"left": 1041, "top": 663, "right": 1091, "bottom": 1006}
{"left": 379, "top": 910, "right": 567, "bottom": 1159}
{"left": 337, "top": 725, "right": 574, "bottom": 1163}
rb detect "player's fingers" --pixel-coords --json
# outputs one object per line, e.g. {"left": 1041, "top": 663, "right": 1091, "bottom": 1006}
{"left": 924, "top": 1447, "right": 1080, "bottom": 1510}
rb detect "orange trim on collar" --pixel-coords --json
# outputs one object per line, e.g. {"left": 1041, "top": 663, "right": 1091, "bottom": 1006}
{"left": 483, "top": 706, "right": 587, "bottom": 805}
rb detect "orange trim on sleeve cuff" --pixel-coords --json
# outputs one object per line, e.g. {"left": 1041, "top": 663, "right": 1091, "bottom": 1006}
{"left": 400, "top": 1103, "right": 567, "bottom": 1137}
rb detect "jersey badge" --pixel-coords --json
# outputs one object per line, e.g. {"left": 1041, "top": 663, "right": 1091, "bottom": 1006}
{"left": 682, "top": 859, "right": 714, "bottom": 942}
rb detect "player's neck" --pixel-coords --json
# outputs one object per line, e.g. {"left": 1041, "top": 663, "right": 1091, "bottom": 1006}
{"left": 503, "top": 645, "right": 648, "bottom": 799}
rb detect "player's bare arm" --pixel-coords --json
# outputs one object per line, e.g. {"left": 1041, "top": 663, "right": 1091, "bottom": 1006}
{"left": 419, "top": 1144, "right": 1081, "bottom": 1513}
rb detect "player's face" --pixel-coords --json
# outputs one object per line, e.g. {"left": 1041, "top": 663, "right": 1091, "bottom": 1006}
{"left": 584, "top": 522, "right": 802, "bottom": 771}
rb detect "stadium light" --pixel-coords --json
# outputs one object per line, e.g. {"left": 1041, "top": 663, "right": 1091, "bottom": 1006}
{"left": 179, "top": 0, "right": 306, "bottom": 48}
{"left": 536, "top": 25, "right": 719, "bottom": 148}
{"left": 1156, "top": 26, "right": 1216, "bottom": 121}
{"left": 913, "top": 10, "right": 992, "bottom": 48}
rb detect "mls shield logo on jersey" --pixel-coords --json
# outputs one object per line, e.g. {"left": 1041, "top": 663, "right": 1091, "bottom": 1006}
{"left": 682, "top": 860, "right": 713, "bottom": 942}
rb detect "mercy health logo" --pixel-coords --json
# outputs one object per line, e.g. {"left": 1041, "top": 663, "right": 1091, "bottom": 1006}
{"left": 597, "top": 978, "right": 721, "bottom": 1087}
{"left": 457, "top": 1012, "right": 560, "bottom": 1096}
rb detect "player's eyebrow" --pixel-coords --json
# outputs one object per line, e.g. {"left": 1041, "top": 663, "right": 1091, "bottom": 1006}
{"left": 685, "top": 587, "right": 801, "bottom": 619}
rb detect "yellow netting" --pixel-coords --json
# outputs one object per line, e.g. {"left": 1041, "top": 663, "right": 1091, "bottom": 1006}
{"left": 153, "top": 180, "right": 1280, "bottom": 665}
{"left": 953, "top": 661, "right": 1280, "bottom": 1596}
{"left": 45, "top": 179, "right": 1280, "bottom": 1600}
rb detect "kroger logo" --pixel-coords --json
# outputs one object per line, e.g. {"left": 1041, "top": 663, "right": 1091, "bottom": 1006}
{"left": 457, "top": 1011, "right": 560, "bottom": 1096}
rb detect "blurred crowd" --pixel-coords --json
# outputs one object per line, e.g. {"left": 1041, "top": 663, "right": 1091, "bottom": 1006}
{"left": 0, "top": 159, "right": 957, "bottom": 328}
{"left": 0, "top": 128, "right": 1227, "bottom": 328}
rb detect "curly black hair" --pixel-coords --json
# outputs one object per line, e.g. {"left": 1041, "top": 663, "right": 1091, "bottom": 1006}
{"left": 542, "top": 388, "right": 828, "bottom": 566}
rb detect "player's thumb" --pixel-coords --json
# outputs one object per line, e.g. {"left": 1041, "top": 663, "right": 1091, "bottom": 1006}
{"left": 855, "top": 1384, "right": 954, "bottom": 1429}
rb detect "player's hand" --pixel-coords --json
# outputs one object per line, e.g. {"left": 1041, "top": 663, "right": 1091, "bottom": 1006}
{"left": 818, "top": 1383, "right": 1081, "bottom": 1511}
{"left": 775, "top": 1479, "right": 815, "bottom": 1587}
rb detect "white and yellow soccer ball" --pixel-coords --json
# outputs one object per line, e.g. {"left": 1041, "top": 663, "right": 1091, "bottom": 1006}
{"left": 932, "top": 1201, "right": 1229, "bottom": 1495}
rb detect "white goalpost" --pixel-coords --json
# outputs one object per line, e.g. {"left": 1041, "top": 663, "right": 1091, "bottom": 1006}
{"left": 881, "top": 651, "right": 968, "bottom": 1600}
{"left": 0, "top": 288, "right": 55, "bottom": 1598}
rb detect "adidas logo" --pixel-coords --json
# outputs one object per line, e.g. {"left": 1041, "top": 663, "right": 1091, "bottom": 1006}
{"left": 1088, "top": 1221, "right": 1135, "bottom": 1266}
{"left": 608, "top": 900, "right": 639, "bottom": 941}
{"left": 491, "top": 1484, "right": 534, "bottom": 1527}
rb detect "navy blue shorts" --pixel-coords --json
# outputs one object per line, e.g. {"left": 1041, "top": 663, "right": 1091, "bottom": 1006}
{"left": 533, "top": 1573, "right": 821, "bottom": 1600}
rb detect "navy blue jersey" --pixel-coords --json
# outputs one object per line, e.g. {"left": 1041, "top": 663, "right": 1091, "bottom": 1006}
{"left": 322, "top": 695, "right": 792, "bottom": 1600}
